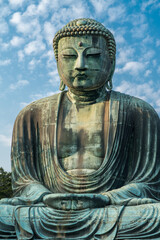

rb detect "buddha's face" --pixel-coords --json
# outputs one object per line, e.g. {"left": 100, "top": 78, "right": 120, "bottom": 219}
{"left": 57, "top": 35, "right": 111, "bottom": 91}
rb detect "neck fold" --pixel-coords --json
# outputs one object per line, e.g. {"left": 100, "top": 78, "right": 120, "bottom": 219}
{"left": 67, "top": 86, "right": 108, "bottom": 104}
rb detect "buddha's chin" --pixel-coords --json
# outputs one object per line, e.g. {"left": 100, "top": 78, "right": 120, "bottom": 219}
{"left": 71, "top": 80, "right": 101, "bottom": 92}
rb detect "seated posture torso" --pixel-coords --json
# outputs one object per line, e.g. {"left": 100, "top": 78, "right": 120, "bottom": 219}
{"left": 0, "top": 17, "right": 160, "bottom": 240}
{"left": 58, "top": 95, "right": 109, "bottom": 175}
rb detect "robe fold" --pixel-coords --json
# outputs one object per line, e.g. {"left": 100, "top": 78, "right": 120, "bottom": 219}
{"left": 1, "top": 90, "right": 160, "bottom": 239}
{"left": 11, "top": 90, "right": 160, "bottom": 202}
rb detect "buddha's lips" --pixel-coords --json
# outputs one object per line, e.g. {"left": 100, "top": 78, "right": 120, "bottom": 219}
{"left": 74, "top": 73, "right": 87, "bottom": 78}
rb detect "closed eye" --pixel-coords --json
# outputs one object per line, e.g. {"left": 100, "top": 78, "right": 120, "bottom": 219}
{"left": 86, "top": 53, "right": 101, "bottom": 57}
{"left": 62, "top": 54, "right": 77, "bottom": 58}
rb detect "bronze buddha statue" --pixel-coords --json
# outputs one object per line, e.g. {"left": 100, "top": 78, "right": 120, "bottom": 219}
{"left": 0, "top": 18, "right": 160, "bottom": 239}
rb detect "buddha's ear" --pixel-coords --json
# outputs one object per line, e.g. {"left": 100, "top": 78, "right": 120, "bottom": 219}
{"left": 57, "top": 61, "right": 66, "bottom": 91}
{"left": 59, "top": 78, "right": 66, "bottom": 91}
{"left": 106, "top": 58, "right": 115, "bottom": 91}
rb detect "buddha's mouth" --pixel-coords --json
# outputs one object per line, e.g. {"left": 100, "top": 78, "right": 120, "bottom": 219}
{"left": 74, "top": 73, "right": 87, "bottom": 78}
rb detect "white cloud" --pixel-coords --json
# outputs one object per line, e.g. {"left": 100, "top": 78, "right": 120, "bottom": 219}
{"left": 51, "top": 3, "right": 90, "bottom": 28}
{"left": 35, "top": 0, "right": 78, "bottom": 17}
{"left": 0, "top": 20, "right": 8, "bottom": 34}
{"left": 0, "top": 59, "right": 11, "bottom": 66}
{"left": 0, "top": 38, "right": 9, "bottom": 50}
{"left": 115, "top": 80, "right": 160, "bottom": 114}
{"left": 145, "top": 70, "right": 152, "bottom": 77}
{"left": 0, "top": 5, "right": 11, "bottom": 18}
{"left": 142, "top": 35, "right": 153, "bottom": 44}
{"left": 130, "top": 13, "right": 146, "bottom": 26}
{"left": 28, "top": 59, "right": 41, "bottom": 70}
{"left": 9, "top": 80, "right": 29, "bottom": 90}
{"left": 20, "top": 102, "right": 30, "bottom": 108}
{"left": 43, "top": 21, "right": 56, "bottom": 45}
{"left": 108, "top": 5, "right": 126, "bottom": 22}
{"left": 24, "top": 4, "right": 37, "bottom": 17}
{"left": 30, "top": 91, "right": 59, "bottom": 102}
{"left": 157, "top": 66, "right": 160, "bottom": 74}
{"left": 90, "top": 0, "right": 115, "bottom": 14}
{"left": 41, "top": 50, "right": 55, "bottom": 68}
{"left": 131, "top": 23, "right": 148, "bottom": 39}
{"left": 24, "top": 39, "right": 46, "bottom": 55}
{"left": 141, "top": 50, "right": 155, "bottom": 61}
{"left": 9, "top": 0, "right": 25, "bottom": 8}
{"left": 156, "top": 40, "right": 160, "bottom": 46}
{"left": 116, "top": 61, "right": 145, "bottom": 75}
{"left": 141, "top": 0, "right": 158, "bottom": 11}
{"left": 48, "top": 69, "right": 59, "bottom": 77}
{"left": 10, "top": 36, "right": 25, "bottom": 47}
{"left": 18, "top": 50, "right": 24, "bottom": 62}
{"left": 116, "top": 47, "right": 135, "bottom": 65}
{"left": 10, "top": 12, "right": 21, "bottom": 25}
{"left": 48, "top": 69, "right": 60, "bottom": 86}
{"left": 0, "top": 134, "right": 11, "bottom": 147}
{"left": 10, "top": 12, "right": 41, "bottom": 37}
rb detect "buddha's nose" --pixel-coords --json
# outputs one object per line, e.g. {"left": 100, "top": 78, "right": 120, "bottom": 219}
{"left": 75, "top": 54, "right": 87, "bottom": 71}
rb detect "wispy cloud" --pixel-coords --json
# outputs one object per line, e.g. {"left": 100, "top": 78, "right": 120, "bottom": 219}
{"left": 9, "top": 80, "right": 29, "bottom": 90}
{"left": 0, "top": 20, "right": 8, "bottom": 35}
{"left": 115, "top": 80, "right": 160, "bottom": 114}
{"left": 9, "top": 0, "right": 25, "bottom": 8}
{"left": 90, "top": 0, "right": 115, "bottom": 14}
{"left": 18, "top": 50, "right": 24, "bottom": 62}
{"left": 28, "top": 58, "right": 41, "bottom": 70}
{"left": 10, "top": 12, "right": 41, "bottom": 37}
{"left": 156, "top": 40, "right": 160, "bottom": 46}
{"left": 108, "top": 5, "right": 126, "bottom": 22}
{"left": 145, "top": 69, "right": 152, "bottom": 77}
{"left": 131, "top": 23, "right": 148, "bottom": 39}
{"left": 116, "top": 47, "right": 135, "bottom": 65}
{"left": 141, "top": 0, "right": 159, "bottom": 11}
{"left": 0, "top": 59, "right": 11, "bottom": 66}
{"left": 43, "top": 21, "right": 56, "bottom": 45}
{"left": 30, "top": 91, "right": 59, "bottom": 102}
{"left": 24, "top": 38, "right": 46, "bottom": 55}
{"left": 116, "top": 61, "right": 146, "bottom": 75}
{"left": 10, "top": 36, "right": 25, "bottom": 47}
{"left": 0, "top": 38, "right": 9, "bottom": 50}
{"left": 20, "top": 90, "right": 59, "bottom": 109}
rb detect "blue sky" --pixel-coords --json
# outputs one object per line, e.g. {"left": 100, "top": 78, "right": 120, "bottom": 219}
{"left": 0, "top": 0, "right": 160, "bottom": 171}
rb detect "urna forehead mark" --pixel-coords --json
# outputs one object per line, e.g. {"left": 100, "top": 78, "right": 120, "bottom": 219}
{"left": 78, "top": 42, "right": 83, "bottom": 47}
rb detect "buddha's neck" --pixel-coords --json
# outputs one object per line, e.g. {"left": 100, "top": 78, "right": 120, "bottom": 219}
{"left": 67, "top": 86, "right": 107, "bottom": 104}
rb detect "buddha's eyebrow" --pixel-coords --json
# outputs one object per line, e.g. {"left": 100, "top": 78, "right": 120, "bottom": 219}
{"left": 84, "top": 47, "right": 102, "bottom": 53}
{"left": 60, "top": 47, "right": 77, "bottom": 53}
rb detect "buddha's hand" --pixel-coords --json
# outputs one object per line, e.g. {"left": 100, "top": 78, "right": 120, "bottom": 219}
{"left": 43, "top": 193, "right": 110, "bottom": 210}
{"left": 0, "top": 197, "right": 27, "bottom": 206}
{"left": 126, "top": 198, "right": 158, "bottom": 206}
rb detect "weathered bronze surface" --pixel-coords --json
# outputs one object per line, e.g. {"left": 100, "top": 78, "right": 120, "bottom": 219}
{"left": 0, "top": 18, "right": 160, "bottom": 239}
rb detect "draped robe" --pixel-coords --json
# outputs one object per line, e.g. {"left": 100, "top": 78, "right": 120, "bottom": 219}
{"left": 1, "top": 90, "right": 160, "bottom": 239}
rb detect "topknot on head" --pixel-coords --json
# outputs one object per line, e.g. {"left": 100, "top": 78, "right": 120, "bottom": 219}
{"left": 53, "top": 18, "right": 116, "bottom": 62}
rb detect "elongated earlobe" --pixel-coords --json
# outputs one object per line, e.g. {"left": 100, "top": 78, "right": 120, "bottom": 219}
{"left": 106, "top": 79, "right": 113, "bottom": 91}
{"left": 59, "top": 79, "right": 66, "bottom": 91}
{"left": 106, "top": 59, "right": 115, "bottom": 91}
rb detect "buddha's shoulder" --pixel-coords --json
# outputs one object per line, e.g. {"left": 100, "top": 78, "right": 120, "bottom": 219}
{"left": 111, "top": 90, "right": 158, "bottom": 114}
{"left": 16, "top": 92, "right": 62, "bottom": 119}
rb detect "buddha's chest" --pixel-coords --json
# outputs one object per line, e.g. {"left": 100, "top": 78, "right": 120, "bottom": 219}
{"left": 57, "top": 99, "right": 109, "bottom": 175}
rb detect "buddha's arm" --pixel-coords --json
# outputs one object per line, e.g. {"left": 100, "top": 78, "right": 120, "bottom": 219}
{"left": 10, "top": 104, "right": 52, "bottom": 205}
{"left": 101, "top": 183, "right": 158, "bottom": 205}
{"left": 102, "top": 99, "right": 160, "bottom": 206}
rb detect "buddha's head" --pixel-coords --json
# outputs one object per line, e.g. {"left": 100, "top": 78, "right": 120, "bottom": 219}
{"left": 53, "top": 18, "right": 116, "bottom": 92}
